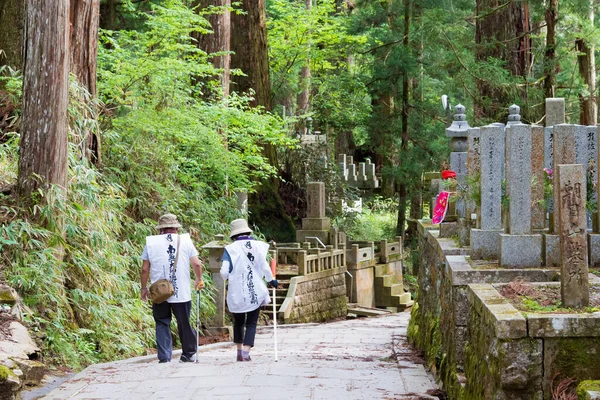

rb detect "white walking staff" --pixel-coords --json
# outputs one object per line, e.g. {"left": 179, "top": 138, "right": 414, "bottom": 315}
{"left": 195, "top": 289, "right": 200, "bottom": 363}
{"left": 270, "top": 257, "right": 278, "bottom": 362}
{"left": 273, "top": 285, "right": 278, "bottom": 361}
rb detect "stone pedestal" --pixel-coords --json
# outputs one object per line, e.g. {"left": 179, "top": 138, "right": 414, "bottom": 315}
{"left": 588, "top": 234, "right": 600, "bottom": 269}
{"left": 201, "top": 234, "right": 228, "bottom": 329}
{"left": 543, "top": 234, "right": 561, "bottom": 267}
{"left": 471, "top": 229, "right": 504, "bottom": 260}
{"left": 499, "top": 234, "right": 542, "bottom": 268}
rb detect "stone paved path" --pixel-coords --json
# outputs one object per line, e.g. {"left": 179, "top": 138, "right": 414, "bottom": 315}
{"left": 43, "top": 311, "right": 440, "bottom": 399}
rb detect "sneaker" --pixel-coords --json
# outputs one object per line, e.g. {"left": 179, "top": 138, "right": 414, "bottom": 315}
{"left": 158, "top": 359, "right": 170, "bottom": 364}
{"left": 237, "top": 351, "right": 243, "bottom": 362}
{"left": 242, "top": 355, "right": 252, "bottom": 362}
{"left": 179, "top": 355, "right": 196, "bottom": 363}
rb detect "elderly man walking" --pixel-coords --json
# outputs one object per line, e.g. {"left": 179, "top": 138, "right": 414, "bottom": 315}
{"left": 141, "top": 214, "right": 204, "bottom": 363}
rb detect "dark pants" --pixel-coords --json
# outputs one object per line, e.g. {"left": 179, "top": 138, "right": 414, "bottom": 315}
{"left": 152, "top": 300, "right": 196, "bottom": 361}
{"left": 232, "top": 308, "right": 260, "bottom": 347}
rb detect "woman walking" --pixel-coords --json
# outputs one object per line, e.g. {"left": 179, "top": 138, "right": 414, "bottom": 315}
{"left": 220, "top": 219, "right": 278, "bottom": 361}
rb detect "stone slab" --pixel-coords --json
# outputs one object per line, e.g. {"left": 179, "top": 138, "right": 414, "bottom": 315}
{"left": 505, "top": 124, "right": 532, "bottom": 235}
{"left": 556, "top": 163, "right": 590, "bottom": 307}
{"left": 551, "top": 125, "right": 576, "bottom": 232}
{"left": 499, "top": 234, "right": 542, "bottom": 268}
{"left": 589, "top": 234, "right": 600, "bottom": 269}
{"left": 528, "top": 313, "right": 600, "bottom": 337}
{"left": 466, "top": 284, "right": 527, "bottom": 339}
{"left": 295, "top": 230, "right": 329, "bottom": 246}
{"left": 479, "top": 125, "right": 504, "bottom": 230}
{"left": 543, "top": 234, "right": 561, "bottom": 268}
{"left": 470, "top": 229, "right": 503, "bottom": 260}
{"left": 306, "top": 182, "right": 326, "bottom": 218}
{"left": 439, "top": 222, "right": 459, "bottom": 238}
{"left": 301, "top": 217, "right": 331, "bottom": 231}
{"left": 545, "top": 98, "right": 565, "bottom": 127}
{"left": 531, "top": 125, "right": 546, "bottom": 230}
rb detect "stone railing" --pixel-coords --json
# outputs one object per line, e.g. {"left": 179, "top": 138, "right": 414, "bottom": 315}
{"left": 297, "top": 245, "right": 346, "bottom": 275}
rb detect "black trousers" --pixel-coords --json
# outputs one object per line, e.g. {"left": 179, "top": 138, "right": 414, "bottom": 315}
{"left": 232, "top": 308, "right": 261, "bottom": 347}
{"left": 152, "top": 300, "right": 196, "bottom": 361}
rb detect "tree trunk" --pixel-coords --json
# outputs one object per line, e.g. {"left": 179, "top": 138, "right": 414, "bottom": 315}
{"left": 230, "top": 0, "right": 271, "bottom": 110}
{"left": 396, "top": 0, "right": 411, "bottom": 238}
{"left": 99, "top": 0, "right": 117, "bottom": 30}
{"left": 475, "top": 0, "right": 531, "bottom": 121}
{"left": 296, "top": 0, "right": 311, "bottom": 123}
{"left": 0, "top": 0, "right": 25, "bottom": 71}
{"left": 230, "top": 0, "right": 295, "bottom": 241}
{"left": 18, "top": 0, "right": 69, "bottom": 197}
{"left": 576, "top": 2, "right": 596, "bottom": 126}
{"left": 70, "top": 0, "right": 99, "bottom": 96}
{"left": 194, "top": 0, "right": 231, "bottom": 98}
{"left": 70, "top": 0, "right": 101, "bottom": 165}
{"left": 543, "top": 0, "right": 558, "bottom": 101}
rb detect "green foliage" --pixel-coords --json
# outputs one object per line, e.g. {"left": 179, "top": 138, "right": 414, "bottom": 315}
{"left": 334, "top": 196, "right": 397, "bottom": 241}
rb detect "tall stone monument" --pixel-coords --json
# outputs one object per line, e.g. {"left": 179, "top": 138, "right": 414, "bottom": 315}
{"left": 545, "top": 125, "right": 576, "bottom": 266}
{"left": 499, "top": 124, "right": 542, "bottom": 267}
{"left": 446, "top": 104, "right": 470, "bottom": 219}
{"left": 296, "top": 182, "right": 331, "bottom": 245}
{"left": 556, "top": 164, "right": 589, "bottom": 307}
{"left": 467, "top": 127, "right": 481, "bottom": 224}
{"left": 546, "top": 98, "right": 566, "bottom": 127}
{"left": 531, "top": 125, "right": 546, "bottom": 231}
{"left": 470, "top": 125, "right": 505, "bottom": 259}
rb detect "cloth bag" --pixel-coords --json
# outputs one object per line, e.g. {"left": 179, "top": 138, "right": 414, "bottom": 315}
{"left": 149, "top": 235, "right": 180, "bottom": 304}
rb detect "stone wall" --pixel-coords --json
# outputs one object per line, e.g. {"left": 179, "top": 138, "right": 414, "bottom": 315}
{"left": 281, "top": 267, "right": 347, "bottom": 324}
{"left": 463, "top": 284, "right": 543, "bottom": 400}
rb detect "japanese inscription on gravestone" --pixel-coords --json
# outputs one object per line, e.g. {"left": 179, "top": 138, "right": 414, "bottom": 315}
{"left": 557, "top": 164, "right": 589, "bottom": 308}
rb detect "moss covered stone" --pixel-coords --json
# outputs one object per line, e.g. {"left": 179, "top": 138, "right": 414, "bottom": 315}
{"left": 577, "top": 380, "right": 600, "bottom": 399}
{"left": 0, "top": 365, "right": 10, "bottom": 381}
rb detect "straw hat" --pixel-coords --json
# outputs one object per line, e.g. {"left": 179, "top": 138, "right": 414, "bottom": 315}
{"left": 156, "top": 214, "right": 182, "bottom": 230}
{"left": 229, "top": 219, "right": 252, "bottom": 238}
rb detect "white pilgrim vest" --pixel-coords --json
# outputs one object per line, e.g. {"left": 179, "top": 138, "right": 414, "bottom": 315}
{"left": 224, "top": 240, "right": 272, "bottom": 313}
{"left": 146, "top": 233, "right": 194, "bottom": 303}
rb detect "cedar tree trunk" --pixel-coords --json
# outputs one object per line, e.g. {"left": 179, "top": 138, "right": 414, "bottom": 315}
{"left": 18, "top": 0, "right": 69, "bottom": 197}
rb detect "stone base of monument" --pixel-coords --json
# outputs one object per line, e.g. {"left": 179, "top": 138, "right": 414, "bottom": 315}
{"left": 301, "top": 217, "right": 331, "bottom": 231}
{"left": 588, "top": 234, "right": 600, "bottom": 269}
{"left": 470, "top": 229, "right": 504, "bottom": 260}
{"left": 543, "top": 234, "right": 561, "bottom": 267}
{"left": 296, "top": 229, "right": 329, "bottom": 245}
{"left": 458, "top": 218, "right": 474, "bottom": 247}
{"left": 499, "top": 234, "right": 542, "bottom": 268}
{"left": 465, "top": 282, "right": 600, "bottom": 399}
{"left": 439, "top": 222, "right": 459, "bottom": 238}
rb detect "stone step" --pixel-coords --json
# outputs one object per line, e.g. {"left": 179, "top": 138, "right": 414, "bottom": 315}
{"left": 374, "top": 274, "right": 394, "bottom": 287}
{"left": 376, "top": 292, "right": 413, "bottom": 309}
{"left": 386, "top": 283, "right": 404, "bottom": 296}
{"left": 346, "top": 304, "right": 392, "bottom": 317}
{"left": 374, "top": 264, "right": 390, "bottom": 277}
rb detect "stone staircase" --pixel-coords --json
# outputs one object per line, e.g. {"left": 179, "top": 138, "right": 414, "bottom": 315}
{"left": 374, "top": 263, "right": 413, "bottom": 311}
{"left": 261, "top": 264, "right": 297, "bottom": 321}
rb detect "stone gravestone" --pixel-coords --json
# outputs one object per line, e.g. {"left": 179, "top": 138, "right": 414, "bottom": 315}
{"left": 471, "top": 125, "right": 505, "bottom": 259}
{"left": 499, "top": 124, "right": 542, "bottom": 267}
{"left": 556, "top": 164, "right": 589, "bottom": 307}
{"left": 296, "top": 182, "right": 331, "bottom": 245}
{"left": 575, "top": 125, "right": 596, "bottom": 229}
{"left": 467, "top": 127, "right": 481, "bottom": 224}
{"left": 531, "top": 125, "right": 546, "bottom": 230}
{"left": 446, "top": 104, "right": 470, "bottom": 219}
{"left": 546, "top": 125, "right": 576, "bottom": 266}
{"left": 546, "top": 98, "right": 566, "bottom": 127}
